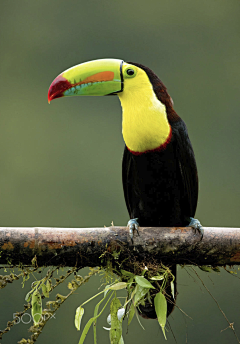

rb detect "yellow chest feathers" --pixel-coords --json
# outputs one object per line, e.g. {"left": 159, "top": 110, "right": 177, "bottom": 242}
{"left": 118, "top": 71, "right": 171, "bottom": 154}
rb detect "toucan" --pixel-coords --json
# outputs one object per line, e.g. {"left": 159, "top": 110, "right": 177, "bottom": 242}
{"left": 48, "top": 59, "right": 202, "bottom": 318}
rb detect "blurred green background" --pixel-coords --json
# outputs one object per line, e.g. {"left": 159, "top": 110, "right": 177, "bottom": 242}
{"left": 0, "top": 0, "right": 240, "bottom": 343}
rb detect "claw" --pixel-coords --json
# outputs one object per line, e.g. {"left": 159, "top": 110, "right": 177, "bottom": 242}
{"left": 188, "top": 217, "right": 204, "bottom": 239}
{"left": 127, "top": 218, "right": 139, "bottom": 243}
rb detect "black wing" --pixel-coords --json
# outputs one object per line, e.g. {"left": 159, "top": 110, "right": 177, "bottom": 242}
{"left": 122, "top": 145, "right": 133, "bottom": 217}
{"left": 173, "top": 119, "right": 198, "bottom": 218}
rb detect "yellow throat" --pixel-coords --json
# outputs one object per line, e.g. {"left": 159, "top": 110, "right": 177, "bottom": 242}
{"left": 118, "top": 65, "right": 171, "bottom": 154}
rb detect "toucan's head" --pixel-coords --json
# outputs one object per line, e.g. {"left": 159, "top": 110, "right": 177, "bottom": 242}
{"left": 48, "top": 58, "right": 177, "bottom": 153}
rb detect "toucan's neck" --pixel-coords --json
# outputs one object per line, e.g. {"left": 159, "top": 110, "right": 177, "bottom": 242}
{"left": 118, "top": 86, "right": 171, "bottom": 154}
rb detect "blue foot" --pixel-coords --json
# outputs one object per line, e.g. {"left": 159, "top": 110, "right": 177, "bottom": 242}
{"left": 188, "top": 217, "right": 204, "bottom": 239}
{"left": 127, "top": 218, "right": 139, "bottom": 243}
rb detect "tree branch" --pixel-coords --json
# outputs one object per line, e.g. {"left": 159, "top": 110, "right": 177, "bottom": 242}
{"left": 0, "top": 226, "right": 239, "bottom": 267}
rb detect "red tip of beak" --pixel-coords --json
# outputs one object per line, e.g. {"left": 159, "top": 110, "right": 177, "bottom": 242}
{"left": 48, "top": 74, "right": 72, "bottom": 103}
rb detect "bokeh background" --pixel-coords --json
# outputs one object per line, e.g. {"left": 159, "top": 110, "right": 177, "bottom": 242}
{"left": 0, "top": 0, "right": 240, "bottom": 343}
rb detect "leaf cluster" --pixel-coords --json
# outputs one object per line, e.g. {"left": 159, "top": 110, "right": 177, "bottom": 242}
{"left": 74, "top": 264, "right": 175, "bottom": 343}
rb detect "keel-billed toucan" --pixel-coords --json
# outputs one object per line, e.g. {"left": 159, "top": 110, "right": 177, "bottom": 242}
{"left": 48, "top": 59, "right": 202, "bottom": 318}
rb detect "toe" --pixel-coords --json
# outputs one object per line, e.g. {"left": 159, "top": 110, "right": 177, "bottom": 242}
{"left": 188, "top": 217, "right": 204, "bottom": 239}
{"left": 127, "top": 218, "right": 139, "bottom": 242}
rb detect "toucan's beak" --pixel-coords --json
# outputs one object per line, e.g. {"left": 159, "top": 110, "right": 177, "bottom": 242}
{"left": 48, "top": 59, "right": 123, "bottom": 103}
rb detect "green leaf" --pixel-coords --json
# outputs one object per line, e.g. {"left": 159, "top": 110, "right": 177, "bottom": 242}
{"left": 75, "top": 306, "right": 84, "bottom": 331}
{"left": 42, "top": 284, "right": 49, "bottom": 298}
{"left": 170, "top": 281, "right": 175, "bottom": 299}
{"left": 199, "top": 266, "right": 212, "bottom": 272}
{"left": 135, "top": 276, "right": 155, "bottom": 289}
{"left": 108, "top": 282, "right": 127, "bottom": 290}
{"left": 121, "top": 270, "right": 134, "bottom": 278}
{"left": 150, "top": 275, "right": 164, "bottom": 281}
{"left": 25, "top": 290, "right": 34, "bottom": 302}
{"left": 110, "top": 297, "right": 122, "bottom": 344}
{"left": 128, "top": 303, "right": 135, "bottom": 325}
{"left": 154, "top": 292, "right": 167, "bottom": 340}
{"left": 25, "top": 280, "right": 41, "bottom": 302}
{"left": 46, "top": 279, "right": 52, "bottom": 292}
{"left": 134, "top": 285, "right": 149, "bottom": 306}
{"left": 31, "top": 290, "right": 42, "bottom": 325}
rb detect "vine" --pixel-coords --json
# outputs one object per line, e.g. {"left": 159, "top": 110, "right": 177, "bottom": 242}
{"left": 0, "top": 258, "right": 238, "bottom": 344}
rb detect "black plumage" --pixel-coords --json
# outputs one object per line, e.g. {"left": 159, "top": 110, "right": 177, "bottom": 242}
{"left": 122, "top": 62, "right": 198, "bottom": 318}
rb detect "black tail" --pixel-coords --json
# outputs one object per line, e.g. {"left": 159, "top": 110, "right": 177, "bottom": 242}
{"left": 138, "top": 265, "right": 177, "bottom": 319}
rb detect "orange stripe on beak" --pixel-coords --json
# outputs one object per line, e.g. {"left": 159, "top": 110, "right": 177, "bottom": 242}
{"left": 74, "top": 71, "right": 115, "bottom": 86}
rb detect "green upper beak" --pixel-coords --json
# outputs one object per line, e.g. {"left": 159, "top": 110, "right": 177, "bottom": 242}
{"left": 48, "top": 58, "right": 123, "bottom": 102}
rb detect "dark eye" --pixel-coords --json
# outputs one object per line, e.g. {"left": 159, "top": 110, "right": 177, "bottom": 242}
{"left": 126, "top": 69, "right": 135, "bottom": 76}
